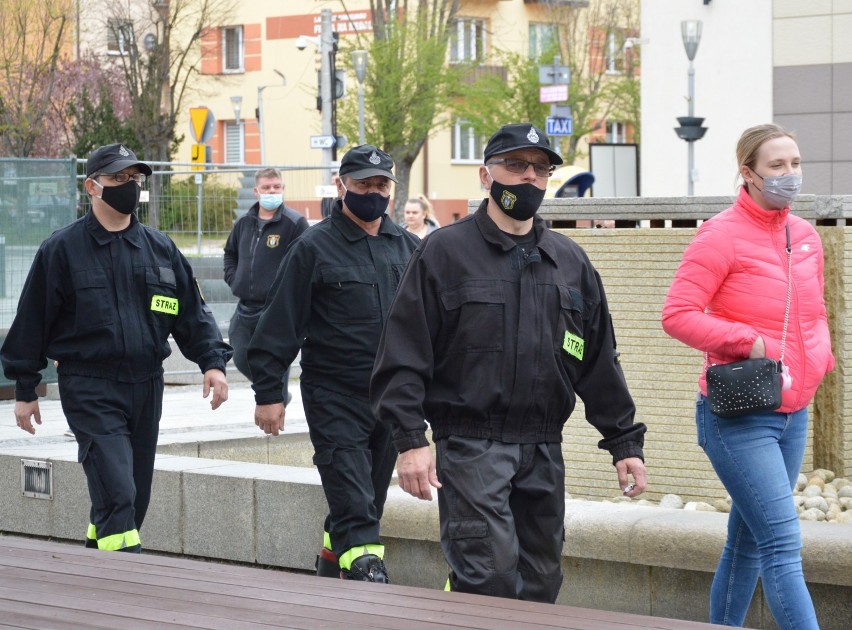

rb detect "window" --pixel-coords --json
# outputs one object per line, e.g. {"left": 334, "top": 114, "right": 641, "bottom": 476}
{"left": 222, "top": 26, "right": 244, "bottom": 73}
{"left": 452, "top": 120, "right": 485, "bottom": 162}
{"left": 224, "top": 122, "right": 244, "bottom": 164}
{"left": 606, "top": 122, "right": 627, "bottom": 143}
{"left": 450, "top": 18, "right": 486, "bottom": 63}
{"left": 107, "top": 18, "right": 133, "bottom": 55}
{"left": 605, "top": 31, "right": 623, "bottom": 74}
{"left": 529, "top": 23, "right": 558, "bottom": 59}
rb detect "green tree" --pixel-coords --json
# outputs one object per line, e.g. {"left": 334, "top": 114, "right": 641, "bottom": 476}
{"left": 0, "top": 0, "right": 71, "bottom": 156}
{"left": 450, "top": 50, "right": 552, "bottom": 140}
{"left": 338, "top": 0, "right": 461, "bottom": 221}
{"left": 549, "top": 0, "right": 640, "bottom": 164}
{"left": 68, "top": 86, "right": 141, "bottom": 160}
{"left": 101, "top": 0, "right": 236, "bottom": 227}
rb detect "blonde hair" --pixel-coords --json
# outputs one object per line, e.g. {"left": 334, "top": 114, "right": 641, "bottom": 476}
{"left": 735, "top": 124, "right": 797, "bottom": 189}
{"left": 406, "top": 195, "right": 439, "bottom": 227}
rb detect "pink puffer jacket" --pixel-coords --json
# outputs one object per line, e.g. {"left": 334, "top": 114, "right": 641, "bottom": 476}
{"left": 662, "top": 187, "right": 834, "bottom": 412}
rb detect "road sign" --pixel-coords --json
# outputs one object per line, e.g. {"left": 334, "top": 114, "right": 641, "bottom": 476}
{"left": 189, "top": 107, "right": 215, "bottom": 143}
{"left": 546, "top": 116, "right": 574, "bottom": 136}
{"left": 540, "top": 84, "right": 568, "bottom": 103}
{"left": 310, "top": 135, "right": 336, "bottom": 149}
{"left": 190, "top": 144, "right": 210, "bottom": 171}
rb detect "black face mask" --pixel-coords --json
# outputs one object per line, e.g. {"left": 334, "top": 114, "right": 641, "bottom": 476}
{"left": 488, "top": 177, "right": 545, "bottom": 222}
{"left": 343, "top": 187, "right": 389, "bottom": 222}
{"left": 95, "top": 179, "right": 141, "bottom": 215}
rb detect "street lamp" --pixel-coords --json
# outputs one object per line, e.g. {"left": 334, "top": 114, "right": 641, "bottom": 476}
{"left": 351, "top": 50, "right": 369, "bottom": 145}
{"left": 257, "top": 69, "right": 286, "bottom": 165}
{"left": 674, "top": 20, "right": 707, "bottom": 196}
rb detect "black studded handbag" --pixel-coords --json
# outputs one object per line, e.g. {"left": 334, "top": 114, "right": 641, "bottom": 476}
{"left": 705, "top": 225, "right": 791, "bottom": 419}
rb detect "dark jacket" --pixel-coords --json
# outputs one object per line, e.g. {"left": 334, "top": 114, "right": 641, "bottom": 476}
{"left": 1, "top": 212, "right": 232, "bottom": 401}
{"left": 223, "top": 202, "right": 309, "bottom": 308}
{"left": 370, "top": 201, "right": 645, "bottom": 464}
{"left": 247, "top": 202, "right": 420, "bottom": 404}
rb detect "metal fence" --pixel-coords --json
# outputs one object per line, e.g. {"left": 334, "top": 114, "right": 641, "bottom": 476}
{"left": 0, "top": 158, "right": 334, "bottom": 333}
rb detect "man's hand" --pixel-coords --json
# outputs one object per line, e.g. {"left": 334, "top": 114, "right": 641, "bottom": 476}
{"left": 14, "top": 400, "right": 41, "bottom": 435}
{"left": 202, "top": 369, "right": 228, "bottom": 410}
{"left": 616, "top": 456, "right": 647, "bottom": 498}
{"left": 397, "top": 446, "right": 442, "bottom": 501}
{"left": 255, "top": 403, "right": 285, "bottom": 436}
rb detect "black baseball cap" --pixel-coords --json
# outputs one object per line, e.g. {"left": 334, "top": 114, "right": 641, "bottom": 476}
{"left": 338, "top": 144, "right": 398, "bottom": 183}
{"left": 85, "top": 143, "right": 152, "bottom": 178}
{"left": 483, "top": 123, "right": 563, "bottom": 166}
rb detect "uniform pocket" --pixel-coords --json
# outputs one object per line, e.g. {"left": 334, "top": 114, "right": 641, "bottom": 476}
{"left": 446, "top": 518, "right": 494, "bottom": 576}
{"left": 72, "top": 268, "right": 114, "bottom": 331}
{"left": 321, "top": 265, "right": 380, "bottom": 323}
{"left": 145, "top": 267, "right": 179, "bottom": 332}
{"left": 440, "top": 283, "right": 505, "bottom": 353}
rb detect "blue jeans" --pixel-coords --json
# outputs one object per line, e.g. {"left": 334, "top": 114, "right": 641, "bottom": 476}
{"left": 696, "top": 396, "right": 818, "bottom": 629}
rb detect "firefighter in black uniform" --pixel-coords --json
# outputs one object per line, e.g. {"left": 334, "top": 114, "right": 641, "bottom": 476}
{"left": 248, "top": 145, "right": 419, "bottom": 583}
{"left": 223, "top": 167, "right": 309, "bottom": 404}
{"left": 371, "top": 124, "right": 648, "bottom": 602}
{"left": 1, "top": 143, "right": 232, "bottom": 553}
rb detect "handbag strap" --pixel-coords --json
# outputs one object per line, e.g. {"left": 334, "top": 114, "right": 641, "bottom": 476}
{"left": 704, "top": 223, "right": 792, "bottom": 369}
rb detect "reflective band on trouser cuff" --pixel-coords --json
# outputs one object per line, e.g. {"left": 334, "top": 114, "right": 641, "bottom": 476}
{"left": 338, "top": 544, "right": 384, "bottom": 570}
{"left": 323, "top": 530, "right": 332, "bottom": 551}
{"left": 444, "top": 577, "right": 451, "bottom": 592}
{"left": 86, "top": 523, "right": 97, "bottom": 541}
{"left": 97, "top": 529, "right": 141, "bottom": 551}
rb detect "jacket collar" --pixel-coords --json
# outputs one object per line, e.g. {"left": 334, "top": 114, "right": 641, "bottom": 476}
{"left": 248, "top": 202, "right": 283, "bottom": 222}
{"left": 85, "top": 211, "right": 143, "bottom": 248}
{"left": 330, "top": 199, "right": 401, "bottom": 242}
{"left": 734, "top": 186, "right": 790, "bottom": 230}
{"left": 473, "top": 199, "right": 559, "bottom": 265}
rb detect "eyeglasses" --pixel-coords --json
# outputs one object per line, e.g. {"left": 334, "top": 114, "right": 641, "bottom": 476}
{"left": 99, "top": 172, "right": 146, "bottom": 184}
{"left": 487, "top": 158, "right": 555, "bottom": 178}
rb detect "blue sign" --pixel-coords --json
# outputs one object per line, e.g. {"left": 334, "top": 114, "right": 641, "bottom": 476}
{"left": 546, "top": 116, "right": 573, "bottom": 136}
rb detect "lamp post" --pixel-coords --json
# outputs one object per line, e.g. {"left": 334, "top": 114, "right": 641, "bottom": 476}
{"left": 674, "top": 20, "right": 706, "bottom": 196}
{"left": 257, "top": 69, "right": 286, "bottom": 165}
{"left": 351, "top": 50, "right": 368, "bottom": 145}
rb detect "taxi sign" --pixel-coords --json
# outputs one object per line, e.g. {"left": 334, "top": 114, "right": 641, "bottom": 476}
{"left": 546, "top": 116, "right": 574, "bottom": 136}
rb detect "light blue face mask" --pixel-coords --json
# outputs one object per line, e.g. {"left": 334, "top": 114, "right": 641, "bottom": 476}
{"left": 259, "top": 193, "right": 283, "bottom": 210}
{"left": 752, "top": 171, "right": 802, "bottom": 209}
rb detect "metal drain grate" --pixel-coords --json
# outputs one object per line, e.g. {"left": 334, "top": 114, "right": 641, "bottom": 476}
{"left": 21, "top": 459, "right": 53, "bottom": 500}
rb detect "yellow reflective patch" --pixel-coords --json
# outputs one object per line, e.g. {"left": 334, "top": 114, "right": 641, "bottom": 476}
{"left": 97, "top": 528, "right": 141, "bottom": 551}
{"left": 151, "top": 295, "right": 179, "bottom": 315}
{"left": 563, "top": 331, "right": 584, "bottom": 360}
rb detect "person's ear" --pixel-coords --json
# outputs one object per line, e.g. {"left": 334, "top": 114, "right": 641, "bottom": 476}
{"left": 479, "top": 166, "right": 492, "bottom": 189}
{"left": 740, "top": 165, "right": 753, "bottom": 184}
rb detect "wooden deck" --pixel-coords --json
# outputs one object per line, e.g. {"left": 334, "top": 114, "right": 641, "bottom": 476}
{"left": 0, "top": 536, "right": 722, "bottom": 629}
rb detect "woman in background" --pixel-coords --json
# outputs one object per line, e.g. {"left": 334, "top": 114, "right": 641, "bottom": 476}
{"left": 402, "top": 195, "right": 439, "bottom": 239}
{"left": 661, "top": 124, "right": 832, "bottom": 629}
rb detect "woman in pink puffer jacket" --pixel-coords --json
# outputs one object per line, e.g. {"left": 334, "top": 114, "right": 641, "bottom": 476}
{"left": 662, "top": 124, "right": 831, "bottom": 630}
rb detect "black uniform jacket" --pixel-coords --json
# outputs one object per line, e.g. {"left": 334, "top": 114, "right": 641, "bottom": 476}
{"left": 0, "top": 212, "right": 232, "bottom": 401}
{"left": 371, "top": 201, "right": 646, "bottom": 464}
{"left": 248, "top": 202, "right": 420, "bottom": 404}
{"left": 223, "top": 202, "right": 309, "bottom": 308}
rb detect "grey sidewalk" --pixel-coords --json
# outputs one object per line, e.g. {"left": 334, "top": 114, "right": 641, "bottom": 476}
{"left": 0, "top": 380, "right": 307, "bottom": 447}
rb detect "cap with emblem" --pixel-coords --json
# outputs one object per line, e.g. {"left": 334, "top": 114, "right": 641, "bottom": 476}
{"left": 483, "top": 123, "right": 563, "bottom": 166}
{"left": 338, "top": 144, "right": 398, "bottom": 183}
{"left": 85, "top": 143, "right": 153, "bottom": 178}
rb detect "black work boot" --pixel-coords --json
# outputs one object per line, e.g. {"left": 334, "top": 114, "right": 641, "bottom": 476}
{"left": 315, "top": 548, "right": 339, "bottom": 578}
{"left": 340, "top": 554, "right": 390, "bottom": 583}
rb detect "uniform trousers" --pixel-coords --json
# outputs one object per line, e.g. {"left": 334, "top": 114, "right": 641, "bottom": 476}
{"left": 302, "top": 382, "right": 396, "bottom": 558}
{"left": 60, "top": 373, "right": 163, "bottom": 552}
{"left": 436, "top": 437, "right": 565, "bottom": 603}
{"left": 229, "top": 309, "right": 291, "bottom": 405}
